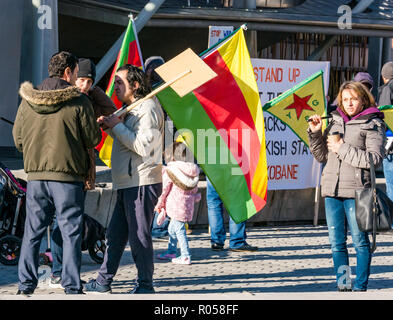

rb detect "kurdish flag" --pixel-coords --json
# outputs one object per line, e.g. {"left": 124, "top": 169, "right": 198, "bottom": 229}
{"left": 96, "top": 16, "right": 144, "bottom": 167}
{"left": 157, "top": 27, "right": 267, "bottom": 223}
{"left": 263, "top": 70, "right": 327, "bottom": 148}
{"left": 378, "top": 105, "right": 393, "bottom": 131}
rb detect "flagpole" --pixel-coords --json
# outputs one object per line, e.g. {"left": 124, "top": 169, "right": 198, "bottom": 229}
{"left": 129, "top": 13, "right": 145, "bottom": 71}
{"left": 95, "top": 0, "right": 166, "bottom": 85}
{"left": 113, "top": 69, "right": 192, "bottom": 117}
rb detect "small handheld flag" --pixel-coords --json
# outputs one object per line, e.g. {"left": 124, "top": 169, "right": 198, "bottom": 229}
{"left": 263, "top": 70, "right": 327, "bottom": 148}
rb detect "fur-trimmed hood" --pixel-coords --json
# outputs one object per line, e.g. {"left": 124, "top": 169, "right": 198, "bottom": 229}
{"left": 19, "top": 79, "right": 82, "bottom": 114}
{"left": 165, "top": 161, "right": 199, "bottom": 191}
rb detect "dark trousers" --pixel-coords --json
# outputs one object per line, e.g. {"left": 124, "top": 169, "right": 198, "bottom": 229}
{"left": 51, "top": 190, "right": 87, "bottom": 278}
{"left": 96, "top": 183, "right": 161, "bottom": 289}
{"left": 18, "top": 181, "right": 84, "bottom": 293}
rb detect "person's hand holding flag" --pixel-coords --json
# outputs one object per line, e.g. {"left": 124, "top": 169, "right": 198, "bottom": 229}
{"left": 307, "top": 114, "right": 322, "bottom": 133}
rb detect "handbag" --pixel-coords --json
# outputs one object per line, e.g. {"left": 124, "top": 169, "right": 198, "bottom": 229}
{"left": 355, "top": 152, "right": 393, "bottom": 253}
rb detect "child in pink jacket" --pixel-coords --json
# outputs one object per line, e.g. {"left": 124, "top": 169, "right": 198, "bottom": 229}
{"left": 155, "top": 141, "right": 201, "bottom": 265}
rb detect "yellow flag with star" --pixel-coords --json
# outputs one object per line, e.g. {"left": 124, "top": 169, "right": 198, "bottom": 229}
{"left": 262, "top": 70, "right": 327, "bottom": 148}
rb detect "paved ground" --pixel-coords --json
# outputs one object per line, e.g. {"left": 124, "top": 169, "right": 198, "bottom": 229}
{"left": 1, "top": 225, "right": 393, "bottom": 300}
{"left": 2, "top": 155, "right": 393, "bottom": 301}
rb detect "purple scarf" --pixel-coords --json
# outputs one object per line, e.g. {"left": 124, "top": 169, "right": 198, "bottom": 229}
{"left": 336, "top": 106, "right": 383, "bottom": 123}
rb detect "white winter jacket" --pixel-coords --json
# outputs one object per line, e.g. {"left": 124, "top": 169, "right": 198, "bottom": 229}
{"left": 106, "top": 98, "right": 164, "bottom": 189}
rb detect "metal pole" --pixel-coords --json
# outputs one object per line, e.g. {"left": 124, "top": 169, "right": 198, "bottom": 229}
{"left": 95, "top": 0, "right": 167, "bottom": 85}
{"left": 243, "top": 0, "right": 257, "bottom": 57}
{"left": 244, "top": 0, "right": 256, "bottom": 9}
{"left": 31, "top": 0, "right": 59, "bottom": 86}
{"left": 382, "top": 37, "right": 393, "bottom": 64}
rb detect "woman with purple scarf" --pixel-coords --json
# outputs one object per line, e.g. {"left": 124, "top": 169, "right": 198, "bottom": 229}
{"left": 307, "top": 81, "right": 386, "bottom": 292}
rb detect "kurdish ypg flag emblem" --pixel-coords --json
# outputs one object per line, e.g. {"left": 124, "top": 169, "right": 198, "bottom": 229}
{"left": 157, "top": 27, "right": 267, "bottom": 223}
{"left": 263, "top": 70, "right": 326, "bottom": 147}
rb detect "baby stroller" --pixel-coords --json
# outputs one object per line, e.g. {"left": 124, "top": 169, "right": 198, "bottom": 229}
{"left": 82, "top": 214, "right": 106, "bottom": 264}
{"left": 0, "top": 163, "right": 106, "bottom": 265}
{"left": 0, "top": 161, "right": 26, "bottom": 266}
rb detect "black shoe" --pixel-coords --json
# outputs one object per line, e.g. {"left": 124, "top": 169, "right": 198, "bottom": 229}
{"left": 84, "top": 279, "right": 112, "bottom": 294}
{"left": 16, "top": 288, "right": 34, "bottom": 295}
{"left": 338, "top": 288, "right": 352, "bottom": 292}
{"left": 211, "top": 243, "right": 224, "bottom": 251}
{"left": 129, "top": 286, "right": 155, "bottom": 294}
{"left": 229, "top": 244, "right": 258, "bottom": 252}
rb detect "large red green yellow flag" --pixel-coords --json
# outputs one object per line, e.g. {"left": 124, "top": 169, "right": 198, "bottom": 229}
{"left": 378, "top": 105, "right": 393, "bottom": 131}
{"left": 96, "top": 16, "right": 144, "bottom": 167}
{"left": 263, "top": 71, "right": 326, "bottom": 148}
{"left": 157, "top": 27, "right": 267, "bottom": 223}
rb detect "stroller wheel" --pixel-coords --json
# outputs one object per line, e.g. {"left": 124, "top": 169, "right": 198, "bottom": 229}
{"left": 88, "top": 239, "right": 106, "bottom": 264}
{"left": 0, "top": 235, "right": 22, "bottom": 266}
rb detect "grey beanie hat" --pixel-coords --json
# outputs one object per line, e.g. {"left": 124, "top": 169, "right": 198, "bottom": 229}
{"left": 381, "top": 61, "right": 393, "bottom": 80}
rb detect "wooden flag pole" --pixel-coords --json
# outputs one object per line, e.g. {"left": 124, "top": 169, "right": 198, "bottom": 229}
{"left": 109, "top": 47, "right": 217, "bottom": 118}
{"left": 113, "top": 69, "right": 192, "bottom": 117}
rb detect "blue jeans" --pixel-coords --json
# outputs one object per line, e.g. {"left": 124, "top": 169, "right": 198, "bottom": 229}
{"left": 167, "top": 219, "right": 190, "bottom": 258}
{"left": 206, "top": 179, "right": 246, "bottom": 249}
{"left": 383, "top": 156, "right": 393, "bottom": 202}
{"left": 325, "top": 197, "right": 371, "bottom": 291}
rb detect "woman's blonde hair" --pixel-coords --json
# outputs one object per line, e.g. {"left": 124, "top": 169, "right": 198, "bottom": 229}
{"left": 336, "top": 81, "right": 375, "bottom": 116}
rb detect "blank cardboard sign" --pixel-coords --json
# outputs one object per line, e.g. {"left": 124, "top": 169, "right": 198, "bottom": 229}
{"left": 155, "top": 48, "right": 217, "bottom": 97}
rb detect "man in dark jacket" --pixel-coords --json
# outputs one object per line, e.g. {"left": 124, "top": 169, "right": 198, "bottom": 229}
{"left": 13, "top": 51, "right": 101, "bottom": 295}
{"left": 49, "top": 58, "right": 117, "bottom": 288}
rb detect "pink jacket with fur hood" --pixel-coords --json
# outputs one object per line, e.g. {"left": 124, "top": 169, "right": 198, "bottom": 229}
{"left": 155, "top": 161, "right": 201, "bottom": 222}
